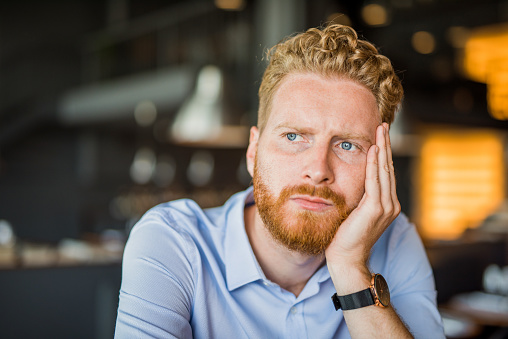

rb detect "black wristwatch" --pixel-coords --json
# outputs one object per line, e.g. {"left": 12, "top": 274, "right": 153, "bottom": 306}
{"left": 331, "top": 274, "right": 390, "bottom": 311}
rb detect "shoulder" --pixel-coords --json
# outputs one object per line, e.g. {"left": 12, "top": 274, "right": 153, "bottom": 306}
{"left": 124, "top": 189, "right": 248, "bottom": 272}
{"left": 131, "top": 199, "right": 204, "bottom": 241}
{"left": 135, "top": 189, "right": 245, "bottom": 238}
{"left": 123, "top": 199, "right": 207, "bottom": 276}
{"left": 117, "top": 199, "right": 210, "bottom": 338}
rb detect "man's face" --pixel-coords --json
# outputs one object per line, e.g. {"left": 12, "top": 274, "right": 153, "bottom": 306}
{"left": 247, "top": 72, "right": 381, "bottom": 256}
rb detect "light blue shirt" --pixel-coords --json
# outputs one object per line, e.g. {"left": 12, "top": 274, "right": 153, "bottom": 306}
{"left": 115, "top": 187, "right": 444, "bottom": 338}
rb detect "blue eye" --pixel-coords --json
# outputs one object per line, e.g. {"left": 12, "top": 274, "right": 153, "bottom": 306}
{"left": 286, "top": 133, "right": 297, "bottom": 141}
{"left": 341, "top": 142, "right": 353, "bottom": 151}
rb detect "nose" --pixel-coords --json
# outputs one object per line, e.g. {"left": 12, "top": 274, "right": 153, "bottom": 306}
{"left": 302, "top": 145, "right": 335, "bottom": 185}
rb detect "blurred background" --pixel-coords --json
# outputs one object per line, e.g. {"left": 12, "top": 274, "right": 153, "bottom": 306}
{"left": 0, "top": 0, "right": 508, "bottom": 338}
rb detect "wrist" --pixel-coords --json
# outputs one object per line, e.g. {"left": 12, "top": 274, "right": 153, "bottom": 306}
{"left": 331, "top": 273, "right": 391, "bottom": 311}
{"left": 327, "top": 261, "right": 371, "bottom": 295}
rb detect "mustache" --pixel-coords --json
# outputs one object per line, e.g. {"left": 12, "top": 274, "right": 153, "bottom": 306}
{"left": 278, "top": 184, "right": 346, "bottom": 207}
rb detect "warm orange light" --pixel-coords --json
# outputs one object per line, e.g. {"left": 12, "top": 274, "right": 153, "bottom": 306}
{"left": 361, "top": 4, "right": 389, "bottom": 26}
{"left": 214, "top": 0, "right": 245, "bottom": 11}
{"left": 446, "top": 26, "right": 471, "bottom": 49}
{"left": 417, "top": 130, "right": 505, "bottom": 240}
{"left": 487, "top": 61, "right": 508, "bottom": 120}
{"left": 412, "top": 31, "right": 436, "bottom": 55}
{"left": 463, "top": 23, "right": 508, "bottom": 119}
{"left": 327, "top": 12, "right": 352, "bottom": 27}
{"left": 463, "top": 23, "right": 508, "bottom": 82}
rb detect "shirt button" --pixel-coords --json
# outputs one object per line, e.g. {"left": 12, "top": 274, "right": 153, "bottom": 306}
{"left": 290, "top": 306, "right": 298, "bottom": 314}
{"left": 263, "top": 281, "right": 269, "bottom": 286}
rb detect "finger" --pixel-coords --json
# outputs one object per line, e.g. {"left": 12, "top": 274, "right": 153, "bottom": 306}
{"left": 383, "top": 123, "right": 397, "bottom": 197}
{"left": 376, "top": 124, "right": 393, "bottom": 212}
{"left": 364, "top": 143, "right": 381, "bottom": 206}
{"left": 384, "top": 123, "right": 401, "bottom": 216}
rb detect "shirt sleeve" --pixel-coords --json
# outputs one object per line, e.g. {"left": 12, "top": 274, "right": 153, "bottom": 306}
{"left": 114, "top": 209, "right": 197, "bottom": 339}
{"left": 385, "top": 218, "right": 445, "bottom": 339}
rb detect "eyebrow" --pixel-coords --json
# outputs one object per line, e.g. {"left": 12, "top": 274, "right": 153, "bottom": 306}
{"left": 273, "top": 123, "right": 315, "bottom": 135}
{"left": 273, "top": 123, "right": 374, "bottom": 145}
{"left": 338, "top": 132, "right": 374, "bottom": 145}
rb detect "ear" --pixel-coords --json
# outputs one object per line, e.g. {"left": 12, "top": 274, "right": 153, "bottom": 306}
{"left": 246, "top": 126, "right": 259, "bottom": 177}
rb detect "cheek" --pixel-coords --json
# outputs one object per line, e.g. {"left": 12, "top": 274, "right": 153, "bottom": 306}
{"left": 255, "top": 153, "right": 287, "bottom": 194}
{"left": 335, "top": 163, "right": 366, "bottom": 207}
{"left": 257, "top": 143, "right": 302, "bottom": 186}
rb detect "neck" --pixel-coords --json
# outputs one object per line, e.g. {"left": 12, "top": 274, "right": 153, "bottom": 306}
{"left": 244, "top": 204, "right": 325, "bottom": 297}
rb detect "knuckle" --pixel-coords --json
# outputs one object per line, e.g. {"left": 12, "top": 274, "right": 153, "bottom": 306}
{"left": 394, "top": 202, "right": 402, "bottom": 216}
{"left": 373, "top": 207, "right": 384, "bottom": 219}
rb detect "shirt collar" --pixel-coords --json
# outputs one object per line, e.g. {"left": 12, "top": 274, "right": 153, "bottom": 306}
{"left": 224, "top": 187, "right": 265, "bottom": 291}
{"left": 223, "top": 186, "right": 332, "bottom": 292}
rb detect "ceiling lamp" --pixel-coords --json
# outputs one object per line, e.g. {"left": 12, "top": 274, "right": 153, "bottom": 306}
{"left": 169, "top": 65, "right": 249, "bottom": 148}
{"left": 463, "top": 23, "right": 508, "bottom": 120}
{"left": 170, "top": 65, "right": 223, "bottom": 144}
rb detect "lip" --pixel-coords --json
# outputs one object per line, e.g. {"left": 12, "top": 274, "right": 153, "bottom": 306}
{"left": 289, "top": 194, "right": 334, "bottom": 212}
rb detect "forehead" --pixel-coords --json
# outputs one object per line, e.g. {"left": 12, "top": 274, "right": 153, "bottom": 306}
{"left": 266, "top": 72, "right": 380, "bottom": 132}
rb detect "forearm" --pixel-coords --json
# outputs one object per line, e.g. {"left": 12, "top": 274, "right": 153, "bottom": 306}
{"left": 343, "top": 302, "right": 413, "bottom": 338}
{"left": 328, "top": 263, "right": 413, "bottom": 339}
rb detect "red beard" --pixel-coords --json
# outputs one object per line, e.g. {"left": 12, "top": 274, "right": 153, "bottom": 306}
{"left": 253, "top": 160, "right": 352, "bottom": 256}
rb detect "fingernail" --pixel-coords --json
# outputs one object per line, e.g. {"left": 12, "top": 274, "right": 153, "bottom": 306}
{"left": 375, "top": 146, "right": 379, "bottom": 154}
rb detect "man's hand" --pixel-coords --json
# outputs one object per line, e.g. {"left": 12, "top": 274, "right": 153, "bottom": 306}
{"left": 325, "top": 123, "right": 412, "bottom": 338}
{"left": 325, "top": 123, "right": 401, "bottom": 293}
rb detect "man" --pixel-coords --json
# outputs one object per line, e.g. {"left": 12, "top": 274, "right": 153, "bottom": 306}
{"left": 115, "top": 24, "right": 444, "bottom": 338}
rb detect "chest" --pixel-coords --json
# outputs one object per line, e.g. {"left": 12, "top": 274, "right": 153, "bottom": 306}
{"left": 190, "top": 277, "right": 349, "bottom": 339}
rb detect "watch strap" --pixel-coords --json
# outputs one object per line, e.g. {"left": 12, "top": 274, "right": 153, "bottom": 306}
{"left": 331, "top": 288, "right": 374, "bottom": 311}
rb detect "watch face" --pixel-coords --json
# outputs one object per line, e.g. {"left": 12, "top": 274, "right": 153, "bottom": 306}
{"left": 374, "top": 274, "right": 390, "bottom": 307}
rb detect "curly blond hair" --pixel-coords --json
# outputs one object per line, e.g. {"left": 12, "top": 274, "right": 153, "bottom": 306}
{"left": 257, "top": 24, "right": 403, "bottom": 131}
